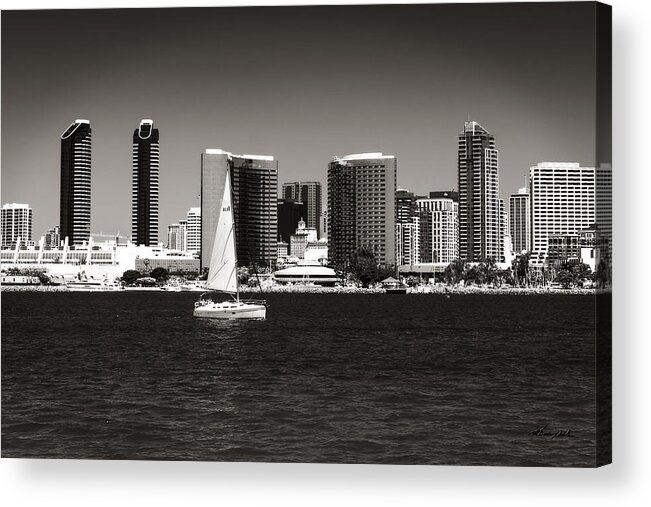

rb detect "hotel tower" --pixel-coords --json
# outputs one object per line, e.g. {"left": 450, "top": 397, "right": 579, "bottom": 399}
{"left": 132, "top": 119, "right": 160, "bottom": 246}
{"left": 60, "top": 119, "right": 92, "bottom": 245}
{"left": 200, "top": 149, "right": 278, "bottom": 270}
{"left": 328, "top": 152, "right": 397, "bottom": 268}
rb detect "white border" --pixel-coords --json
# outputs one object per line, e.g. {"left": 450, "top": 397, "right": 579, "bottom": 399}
{"left": 1, "top": 0, "right": 649, "bottom": 505}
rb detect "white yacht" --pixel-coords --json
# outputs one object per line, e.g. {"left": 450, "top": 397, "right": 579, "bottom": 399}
{"left": 66, "top": 278, "right": 124, "bottom": 292}
{"left": 193, "top": 166, "right": 266, "bottom": 320}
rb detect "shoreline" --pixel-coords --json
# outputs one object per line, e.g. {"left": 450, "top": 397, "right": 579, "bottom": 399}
{"left": 1, "top": 284, "right": 608, "bottom": 295}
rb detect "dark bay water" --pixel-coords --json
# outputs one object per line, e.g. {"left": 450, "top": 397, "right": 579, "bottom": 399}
{"left": 2, "top": 292, "right": 598, "bottom": 466}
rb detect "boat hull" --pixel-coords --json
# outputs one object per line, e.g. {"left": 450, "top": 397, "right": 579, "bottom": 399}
{"left": 193, "top": 301, "right": 266, "bottom": 320}
{"left": 66, "top": 283, "right": 124, "bottom": 292}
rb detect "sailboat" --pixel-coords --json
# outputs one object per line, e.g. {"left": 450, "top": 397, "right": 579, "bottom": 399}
{"left": 193, "top": 167, "right": 267, "bottom": 320}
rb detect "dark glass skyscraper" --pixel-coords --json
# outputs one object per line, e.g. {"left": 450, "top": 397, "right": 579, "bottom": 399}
{"left": 282, "top": 181, "right": 322, "bottom": 238}
{"left": 60, "top": 119, "right": 91, "bottom": 246}
{"left": 277, "top": 198, "right": 307, "bottom": 243}
{"left": 457, "top": 121, "right": 500, "bottom": 262}
{"left": 132, "top": 119, "right": 159, "bottom": 246}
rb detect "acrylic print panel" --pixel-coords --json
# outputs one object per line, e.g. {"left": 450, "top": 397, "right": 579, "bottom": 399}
{"left": 0, "top": 2, "right": 611, "bottom": 467}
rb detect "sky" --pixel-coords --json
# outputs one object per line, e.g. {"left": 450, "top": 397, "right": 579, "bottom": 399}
{"left": 1, "top": 2, "right": 599, "bottom": 242}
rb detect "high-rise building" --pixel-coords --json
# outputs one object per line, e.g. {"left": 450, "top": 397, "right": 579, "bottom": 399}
{"left": 416, "top": 192, "right": 459, "bottom": 264}
{"left": 396, "top": 189, "right": 418, "bottom": 224}
{"left": 509, "top": 187, "right": 531, "bottom": 254}
{"left": 457, "top": 121, "right": 500, "bottom": 262}
{"left": 200, "top": 150, "right": 230, "bottom": 268}
{"left": 395, "top": 189, "right": 420, "bottom": 266}
{"left": 186, "top": 207, "right": 201, "bottom": 253}
{"left": 277, "top": 198, "right": 307, "bottom": 243}
{"left": 529, "top": 162, "right": 597, "bottom": 267}
{"left": 132, "top": 119, "right": 159, "bottom": 246}
{"left": 499, "top": 198, "right": 509, "bottom": 264}
{"left": 320, "top": 210, "right": 328, "bottom": 242}
{"left": 328, "top": 152, "right": 396, "bottom": 268}
{"left": 1, "top": 203, "right": 33, "bottom": 248}
{"left": 396, "top": 216, "right": 420, "bottom": 266}
{"left": 200, "top": 149, "right": 278, "bottom": 269}
{"left": 44, "top": 225, "right": 61, "bottom": 249}
{"left": 167, "top": 220, "right": 187, "bottom": 251}
{"left": 60, "top": 119, "right": 91, "bottom": 245}
{"left": 282, "top": 181, "right": 322, "bottom": 238}
{"left": 596, "top": 163, "right": 612, "bottom": 263}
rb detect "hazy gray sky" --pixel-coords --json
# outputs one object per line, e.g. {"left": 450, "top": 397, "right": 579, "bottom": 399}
{"left": 1, "top": 3, "right": 598, "bottom": 241}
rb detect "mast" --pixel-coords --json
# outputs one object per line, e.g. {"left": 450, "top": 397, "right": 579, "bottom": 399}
{"left": 227, "top": 166, "right": 240, "bottom": 303}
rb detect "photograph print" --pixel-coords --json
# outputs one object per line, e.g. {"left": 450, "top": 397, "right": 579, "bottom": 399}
{"left": 1, "top": 1, "right": 612, "bottom": 467}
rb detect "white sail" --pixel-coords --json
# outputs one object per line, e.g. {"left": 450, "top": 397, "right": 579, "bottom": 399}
{"left": 205, "top": 169, "right": 238, "bottom": 293}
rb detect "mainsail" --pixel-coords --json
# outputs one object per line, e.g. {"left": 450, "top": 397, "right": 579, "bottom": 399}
{"left": 205, "top": 169, "right": 238, "bottom": 293}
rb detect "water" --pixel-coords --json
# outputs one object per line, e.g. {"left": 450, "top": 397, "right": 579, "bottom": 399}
{"left": 2, "top": 292, "right": 597, "bottom": 466}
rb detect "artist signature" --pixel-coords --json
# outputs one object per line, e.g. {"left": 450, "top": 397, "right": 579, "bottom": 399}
{"left": 528, "top": 424, "right": 573, "bottom": 439}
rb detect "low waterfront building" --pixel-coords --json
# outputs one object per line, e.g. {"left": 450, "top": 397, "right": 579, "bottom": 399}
{"left": 273, "top": 261, "right": 337, "bottom": 286}
{"left": 0, "top": 275, "right": 41, "bottom": 286}
{"left": 134, "top": 253, "right": 199, "bottom": 275}
{"left": 579, "top": 225, "right": 604, "bottom": 272}
{"left": 277, "top": 241, "right": 289, "bottom": 260}
{"left": 547, "top": 234, "right": 580, "bottom": 267}
{"left": 304, "top": 240, "right": 328, "bottom": 264}
{"left": 0, "top": 237, "right": 199, "bottom": 279}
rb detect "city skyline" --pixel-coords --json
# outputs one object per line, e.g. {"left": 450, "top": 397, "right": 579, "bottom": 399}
{"left": 1, "top": 4, "right": 600, "bottom": 242}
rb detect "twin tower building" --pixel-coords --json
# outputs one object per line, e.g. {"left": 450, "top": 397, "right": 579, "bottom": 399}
{"left": 60, "top": 119, "right": 281, "bottom": 270}
{"left": 60, "top": 119, "right": 159, "bottom": 247}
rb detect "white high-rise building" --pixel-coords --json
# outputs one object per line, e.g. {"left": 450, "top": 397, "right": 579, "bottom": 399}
{"left": 396, "top": 216, "right": 420, "bottom": 266}
{"left": 186, "top": 207, "right": 201, "bottom": 254}
{"left": 529, "top": 162, "right": 597, "bottom": 267}
{"left": 416, "top": 193, "right": 459, "bottom": 264}
{"left": 1, "top": 203, "right": 33, "bottom": 248}
{"left": 167, "top": 220, "right": 187, "bottom": 251}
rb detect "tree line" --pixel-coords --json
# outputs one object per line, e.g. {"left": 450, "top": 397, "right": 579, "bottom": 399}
{"left": 335, "top": 249, "right": 609, "bottom": 289}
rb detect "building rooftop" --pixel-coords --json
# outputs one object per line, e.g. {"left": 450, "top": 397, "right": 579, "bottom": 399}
{"left": 204, "top": 149, "right": 274, "bottom": 161}
{"left": 2, "top": 203, "right": 31, "bottom": 209}
{"left": 339, "top": 152, "right": 395, "bottom": 161}
{"left": 61, "top": 119, "right": 90, "bottom": 139}
{"left": 463, "top": 121, "right": 489, "bottom": 135}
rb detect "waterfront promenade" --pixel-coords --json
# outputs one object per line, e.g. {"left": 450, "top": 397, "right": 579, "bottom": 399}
{"left": 0, "top": 283, "right": 601, "bottom": 296}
